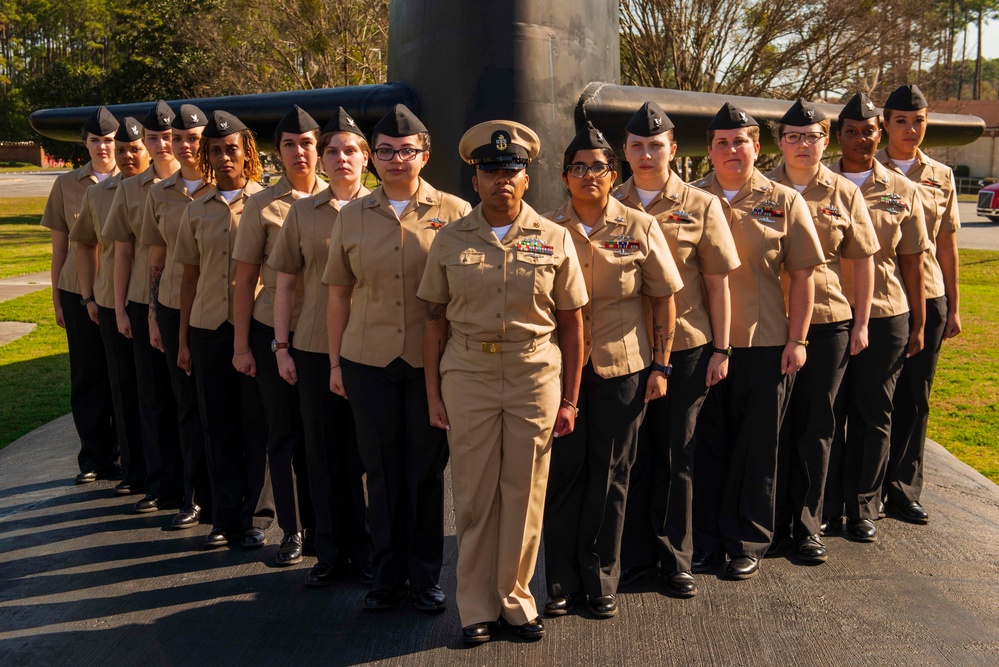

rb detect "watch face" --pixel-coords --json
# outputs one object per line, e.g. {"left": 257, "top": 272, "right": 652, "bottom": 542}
{"left": 271, "top": 340, "right": 277, "bottom": 353}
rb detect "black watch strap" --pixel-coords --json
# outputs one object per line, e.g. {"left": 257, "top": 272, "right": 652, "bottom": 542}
{"left": 713, "top": 345, "right": 732, "bottom": 357}
{"left": 650, "top": 362, "right": 672, "bottom": 377}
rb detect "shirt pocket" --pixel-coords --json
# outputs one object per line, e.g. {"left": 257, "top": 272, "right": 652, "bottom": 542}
{"left": 444, "top": 249, "right": 485, "bottom": 295}
{"left": 515, "top": 252, "right": 556, "bottom": 294}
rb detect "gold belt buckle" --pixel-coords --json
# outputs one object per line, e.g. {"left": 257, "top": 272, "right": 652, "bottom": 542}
{"left": 481, "top": 342, "right": 501, "bottom": 353}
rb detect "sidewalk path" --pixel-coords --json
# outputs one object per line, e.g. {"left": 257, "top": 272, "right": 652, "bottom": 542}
{"left": 0, "top": 271, "right": 50, "bottom": 346}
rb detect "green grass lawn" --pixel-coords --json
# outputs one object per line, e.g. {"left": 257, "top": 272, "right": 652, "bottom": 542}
{"left": 0, "top": 196, "right": 51, "bottom": 278}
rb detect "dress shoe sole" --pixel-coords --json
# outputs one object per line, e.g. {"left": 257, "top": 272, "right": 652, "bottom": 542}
{"left": 171, "top": 520, "right": 199, "bottom": 530}
{"left": 133, "top": 506, "right": 159, "bottom": 514}
{"left": 462, "top": 633, "right": 491, "bottom": 645}
{"left": 414, "top": 601, "right": 446, "bottom": 613}
{"left": 665, "top": 585, "right": 698, "bottom": 599}
{"left": 240, "top": 540, "right": 266, "bottom": 549}
{"left": 275, "top": 554, "right": 303, "bottom": 566}
{"left": 204, "top": 540, "right": 228, "bottom": 550}
{"left": 725, "top": 565, "right": 760, "bottom": 581}
{"left": 887, "top": 507, "right": 929, "bottom": 525}
{"left": 590, "top": 607, "right": 619, "bottom": 619}
{"left": 848, "top": 533, "right": 877, "bottom": 543}
{"left": 543, "top": 607, "right": 569, "bottom": 618}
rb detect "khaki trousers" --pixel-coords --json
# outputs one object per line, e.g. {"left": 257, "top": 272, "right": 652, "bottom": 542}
{"left": 441, "top": 336, "right": 561, "bottom": 627}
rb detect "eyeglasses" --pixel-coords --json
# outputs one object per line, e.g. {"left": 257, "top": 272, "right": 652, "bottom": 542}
{"left": 373, "top": 146, "right": 426, "bottom": 161}
{"left": 565, "top": 162, "right": 613, "bottom": 178}
{"left": 781, "top": 132, "right": 827, "bottom": 145}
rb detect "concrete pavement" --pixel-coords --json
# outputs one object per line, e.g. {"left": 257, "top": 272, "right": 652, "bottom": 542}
{"left": 0, "top": 171, "right": 66, "bottom": 198}
{"left": 0, "top": 272, "right": 50, "bottom": 346}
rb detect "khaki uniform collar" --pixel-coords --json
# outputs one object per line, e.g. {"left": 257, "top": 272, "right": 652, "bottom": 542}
{"left": 80, "top": 161, "right": 119, "bottom": 183}
{"left": 875, "top": 147, "right": 927, "bottom": 176}
{"left": 770, "top": 163, "right": 835, "bottom": 197}
{"left": 698, "top": 168, "right": 773, "bottom": 205}
{"left": 551, "top": 197, "right": 629, "bottom": 239}
{"left": 460, "top": 201, "right": 542, "bottom": 249}
{"left": 614, "top": 172, "right": 683, "bottom": 210}
{"left": 363, "top": 178, "right": 439, "bottom": 217}
{"left": 317, "top": 183, "right": 371, "bottom": 210}
{"left": 830, "top": 157, "right": 892, "bottom": 192}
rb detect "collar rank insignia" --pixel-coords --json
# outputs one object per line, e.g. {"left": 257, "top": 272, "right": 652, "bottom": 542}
{"left": 821, "top": 205, "right": 840, "bottom": 217}
{"left": 555, "top": 213, "right": 565, "bottom": 221}
{"left": 616, "top": 191, "right": 626, "bottom": 199}
{"left": 428, "top": 218, "right": 444, "bottom": 230}
{"left": 921, "top": 176, "right": 942, "bottom": 189}
{"left": 614, "top": 216, "right": 625, "bottom": 223}
{"left": 668, "top": 210, "right": 694, "bottom": 223}
{"left": 604, "top": 235, "right": 641, "bottom": 256}
{"left": 516, "top": 237, "right": 554, "bottom": 256}
{"left": 668, "top": 192, "right": 681, "bottom": 202}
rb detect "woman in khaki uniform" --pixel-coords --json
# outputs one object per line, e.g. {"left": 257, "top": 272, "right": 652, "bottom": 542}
{"left": 420, "top": 120, "right": 587, "bottom": 644}
{"left": 541, "top": 122, "right": 681, "bottom": 620}
{"left": 141, "top": 104, "right": 212, "bottom": 530}
{"left": 616, "top": 101, "right": 740, "bottom": 599}
{"left": 103, "top": 101, "right": 183, "bottom": 514}
{"left": 877, "top": 84, "right": 961, "bottom": 525}
{"left": 232, "top": 105, "right": 326, "bottom": 565}
{"left": 270, "top": 107, "right": 372, "bottom": 587}
{"left": 72, "top": 118, "right": 148, "bottom": 496}
{"left": 824, "top": 92, "right": 930, "bottom": 541}
{"left": 41, "top": 106, "right": 120, "bottom": 483}
{"left": 174, "top": 111, "right": 270, "bottom": 550}
{"left": 765, "top": 99, "right": 880, "bottom": 557}
{"left": 323, "top": 104, "right": 471, "bottom": 612}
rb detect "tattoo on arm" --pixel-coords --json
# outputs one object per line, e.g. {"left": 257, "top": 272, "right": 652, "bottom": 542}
{"left": 653, "top": 324, "right": 675, "bottom": 354}
{"left": 426, "top": 302, "right": 446, "bottom": 322}
{"left": 149, "top": 264, "right": 164, "bottom": 315}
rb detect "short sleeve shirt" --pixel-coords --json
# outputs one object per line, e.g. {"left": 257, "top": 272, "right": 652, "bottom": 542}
{"left": 831, "top": 158, "right": 931, "bottom": 318}
{"left": 876, "top": 147, "right": 960, "bottom": 299}
{"left": 140, "top": 171, "right": 212, "bottom": 310}
{"left": 267, "top": 185, "right": 371, "bottom": 354}
{"left": 766, "top": 163, "right": 880, "bottom": 324}
{"left": 40, "top": 162, "right": 120, "bottom": 294}
{"left": 418, "top": 202, "right": 589, "bottom": 345}
{"left": 102, "top": 166, "right": 164, "bottom": 305}
{"left": 693, "top": 169, "right": 824, "bottom": 347}
{"left": 543, "top": 196, "right": 682, "bottom": 378}
{"left": 322, "top": 179, "right": 472, "bottom": 367}
{"left": 174, "top": 181, "right": 265, "bottom": 330}
{"left": 232, "top": 176, "right": 326, "bottom": 327}
{"left": 613, "top": 172, "right": 741, "bottom": 351}
{"left": 68, "top": 175, "right": 124, "bottom": 308}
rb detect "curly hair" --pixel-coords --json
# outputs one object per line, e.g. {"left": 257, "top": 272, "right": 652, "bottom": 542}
{"left": 197, "top": 129, "right": 263, "bottom": 184}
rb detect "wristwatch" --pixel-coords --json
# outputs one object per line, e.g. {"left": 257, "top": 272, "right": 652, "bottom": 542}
{"left": 271, "top": 340, "right": 289, "bottom": 353}
{"left": 712, "top": 345, "right": 732, "bottom": 357}
{"left": 650, "top": 362, "right": 673, "bottom": 377}
{"left": 80, "top": 295, "right": 95, "bottom": 306}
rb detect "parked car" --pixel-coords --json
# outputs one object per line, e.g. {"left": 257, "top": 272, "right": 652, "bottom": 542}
{"left": 977, "top": 183, "right": 999, "bottom": 222}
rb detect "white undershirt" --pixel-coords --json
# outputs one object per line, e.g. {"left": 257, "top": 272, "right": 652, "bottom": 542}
{"left": 891, "top": 157, "right": 917, "bottom": 173}
{"left": 388, "top": 199, "right": 410, "bottom": 217}
{"left": 219, "top": 189, "right": 242, "bottom": 203}
{"left": 581, "top": 224, "right": 594, "bottom": 235}
{"left": 842, "top": 170, "right": 873, "bottom": 188}
{"left": 491, "top": 224, "right": 513, "bottom": 241}
{"left": 792, "top": 184, "right": 807, "bottom": 193}
{"left": 337, "top": 199, "right": 351, "bottom": 208}
{"left": 722, "top": 189, "right": 740, "bottom": 202}
{"left": 93, "top": 171, "right": 112, "bottom": 183}
{"left": 635, "top": 187, "right": 660, "bottom": 209}
{"left": 181, "top": 178, "right": 202, "bottom": 193}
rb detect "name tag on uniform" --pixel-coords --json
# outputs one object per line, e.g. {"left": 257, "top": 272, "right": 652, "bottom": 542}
{"left": 516, "top": 237, "right": 554, "bottom": 257}
{"left": 667, "top": 210, "right": 694, "bottom": 223}
{"left": 603, "top": 235, "right": 641, "bottom": 256}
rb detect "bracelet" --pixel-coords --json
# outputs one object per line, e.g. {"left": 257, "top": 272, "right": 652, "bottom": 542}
{"left": 330, "top": 363, "right": 341, "bottom": 370}
{"left": 234, "top": 349, "right": 252, "bottom": 356}
{"left": 561, "top": 397, "right": 579, "bottom": 416}
{"left": 788, "top": 338, "right": 809, "bottom": 347}
{"left": 650, "top": 361, "right": 673, "bottom": 377}
{"left": 712, "top": 345, "right": 732, "bottom": 357}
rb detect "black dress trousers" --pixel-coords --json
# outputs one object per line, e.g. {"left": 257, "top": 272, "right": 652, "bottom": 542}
{"left": 887, "top": 296, "right": 947, "bottom": 506}
{"left": 128, "top": 302, "right": 182, "bottom": 500}
{"left": 157, "top": 304, "right": 210, "bottom": 511}
{"left": 341, "top": 356, "right": 448, "bottom": 592}
{"left": 97, "top": 305, "right": 142, "bottom": 486}
{"left": 776, "top": 320, "right": 850, "bottom": 538}
{"left": 544, "top": 362, "right": 647, "bottom": 598}
{"left": 693, "top": 346, "right": 792, "bottom": 559}
{"left": 622, "top": 344, "right": 712, "bottom": 575}
{"left": 296, "top": 349, "right": 371, "bottom": 568}
{"left": 60, "top": 289, "right": 117, "bottom": 475}
{"left": 189, "top": 322, "right": 274, "bottom": 532}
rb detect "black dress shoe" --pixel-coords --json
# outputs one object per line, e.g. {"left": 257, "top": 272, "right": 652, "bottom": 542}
{"left": 462, "top": 622, "right": 492, "bottom": 644}
{"left": 114, "top": 481, "right": 134, "bottom": 496}
{"left": 888, "top": 500, "right": 929, "bottom": 524}
{"left": 663, "top": 571, "right": 698, "bottom": 598}
{"left": 795, "top": 534, "right": 828, "bottom": 563}
{"left": 75, "top": 471, "right": 97, "bottom": 484}
{"left": 504, "top": 617, "right": 545, "bottom": 641}
{"left": 204, "top": 527, "right": 229, "bottom": 549}
{"left": 414, "top": 585, "right": 446, "bottom": 613}
{"left": 691, "top": 550, "right": 723, "bottom": 573}
{"left": 362, "top": 586, "right": 409, "bottom": 610}
{"left": 305, "top": 561, "right": 337, "bottom": 587}
{"left": 240, "top": 527, "right": 267, "bottom": 548}
{"left": 351, "top": 564, "right": 374, "bottom": 586}
{"left": 275, "top": 532, "right": 303, "bottom": 566}
{"left": 619, "top": 563, "right": 658, "bottom": 587}
{"left": 171, "top": 505, "right": 201, "bottom": 530}
{"left": 133, "top": 495, "right": 160, "bottom": 513}
{"left": 543, "top": 592, "right": 585, "bottom": 617}
{"left": 588, "top": 594, "right": 618, "bottom": 619}
{"left": 725, "top": 556, "right": 760, "bottom": 580}
{"left": 820, "top": 515, "right": 844, "bottom": 536}
{"left": 847, "top": 518, "right": 877, "bottom": 542}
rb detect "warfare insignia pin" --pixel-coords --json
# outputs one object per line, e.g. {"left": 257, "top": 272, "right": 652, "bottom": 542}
{"left": 428, "top": 218, "right": 444, "bottom": 230}
{"left": 821, "top": 205, "right": 840, "bottom": 217}
{"left": 879, "top": 194, "right": 909, "bottom": 211}
{"left": 668, "top": 210, "right": 694, "bottom": 223}
{"left": 604, "top": 235, "right": 641, "bottom": 256}
{"left": 921, "top": 176, "right": 942, "bottom": 189}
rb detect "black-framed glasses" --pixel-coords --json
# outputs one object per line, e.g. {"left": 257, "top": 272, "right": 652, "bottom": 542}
{"left": 373, "top": 146, "right": 426, "bottom": 161}
{"left": 565, "top": 162, "right": 613, "bottom": 178}
{"left": 781, "top": 131, "right": 827, "bottom": 145}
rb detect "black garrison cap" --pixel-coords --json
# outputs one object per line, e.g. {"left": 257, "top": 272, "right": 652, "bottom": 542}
{"left": 142, "top": 100, "right": 174, "bottom": 131}
{"left": 83, "top": 106, "right": 120, "bottom": 137}
{"left": 172, "top": 104, "right": 208, "bottom": 130}
{"left": 625, "top": 101, "right": 675, "bottom": 136}
{"left": 115, "top": 117, "right": 144, "bottom": 143}
{"left": 322, "top": 106, "right": 366, "bottom": 138}
{"left": 372, "top": 104, "right": 428, "bottom": 138}
{"left": 203, "top": 110, "right": 248, "bottom": 139}
{"left": 884, "top": 84, "right": 928, "bottom": 111}
{"left": 707, "top": 102, "right": 759, "bottom": 130}
{"left": 779, "top": 98, "right": 827, "bottom": 126}
{"left": 275, "top": 105, "right": 320, "bottom": 136}
{"left": 565, "top": 121, "right": 613, "bottom": 157}
{"left": 838, "top": 92, "right": 880, "bottom": 122}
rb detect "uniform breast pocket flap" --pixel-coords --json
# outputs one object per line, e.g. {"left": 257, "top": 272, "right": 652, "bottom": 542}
{"left": 515, "top": 252, "right": 556, "bottom": 294}
{"left": 445, "top": 250, "right": 485, "bottom": 294}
